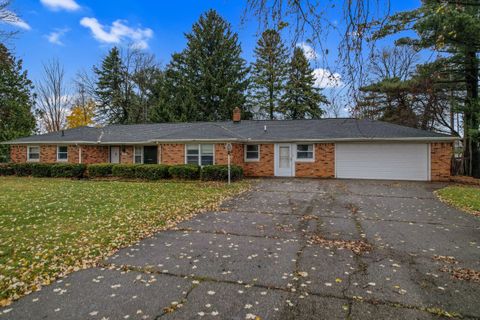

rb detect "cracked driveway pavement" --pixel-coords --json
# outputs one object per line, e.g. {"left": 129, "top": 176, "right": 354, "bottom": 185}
{"left": 1, "top": 179, "right": 480, "bottom": 319}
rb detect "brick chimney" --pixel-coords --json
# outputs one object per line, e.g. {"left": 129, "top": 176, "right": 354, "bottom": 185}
{"left": 232, "top": 107, "right": 241, "bottom": 123}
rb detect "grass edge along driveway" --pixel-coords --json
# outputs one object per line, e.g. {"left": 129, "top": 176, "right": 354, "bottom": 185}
{"left": 436, "top": 185, "right": 480, "bottom": 217}
{"left": 0, "top": 177, "right": 249, "bottom": 306}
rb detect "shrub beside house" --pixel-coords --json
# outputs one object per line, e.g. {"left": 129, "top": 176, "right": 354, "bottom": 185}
{"left": 0, "top": 162, "right": 243, "bottom": 181}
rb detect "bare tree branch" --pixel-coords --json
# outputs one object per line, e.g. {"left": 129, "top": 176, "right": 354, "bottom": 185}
{"left": 36, "top": 59, "right": 70, "bottom": 133}
{"left": 0, "top": 0, "right": 21, "bottom": 41}
{"left": 243, "top": 1, "right": 392, "bottom": 104}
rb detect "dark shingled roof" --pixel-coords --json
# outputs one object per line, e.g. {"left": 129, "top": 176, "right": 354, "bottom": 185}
{"left": 4, "top": 118, "right": 456, "bottom": 145}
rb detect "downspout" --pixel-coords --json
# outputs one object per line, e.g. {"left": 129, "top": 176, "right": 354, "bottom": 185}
{"left": 75, "top": 143, "right": 82, "bottom": 164}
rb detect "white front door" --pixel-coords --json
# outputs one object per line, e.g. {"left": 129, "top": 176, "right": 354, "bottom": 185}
{"left": 110, "top": 146, "right": 120, "bottom": 163}
{"left": 275, "top": 144, "right": 294, "bottom": 177}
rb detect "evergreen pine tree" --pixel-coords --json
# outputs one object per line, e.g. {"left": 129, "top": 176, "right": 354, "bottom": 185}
{"left": 94, "top": 47, "right": 131, "bottom": 124}
{"left": 248, "top": 29, "right": 289, "bottom": 120}
{"left": 281, "top": 47, "right": 327, "bottom": 119}
{"left": 153, "top": 52, "right": 194, "bottom": 122}
{"left": 0, "top": 44, "right": 36, "bottom": 162}
{"left": 375, "top": 1, "right": 480, "bottom": 176}
{"left": 163, "top": 10, "right": 249, "bottom": 121}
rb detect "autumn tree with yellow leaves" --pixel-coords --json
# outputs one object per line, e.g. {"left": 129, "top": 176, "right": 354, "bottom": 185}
{"left": 66, "top": 100, "right": 96, "bottom": 128}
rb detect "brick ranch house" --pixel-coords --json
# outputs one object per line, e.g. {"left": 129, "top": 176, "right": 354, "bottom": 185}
{"left": 4, "top": 109, "right": 456, "bottom": 181}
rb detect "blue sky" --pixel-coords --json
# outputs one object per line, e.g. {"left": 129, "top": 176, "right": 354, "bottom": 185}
{"left": 3, "top": 0, "right": 421, "bottom": 89}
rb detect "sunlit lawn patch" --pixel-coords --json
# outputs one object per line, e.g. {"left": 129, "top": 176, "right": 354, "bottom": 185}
{"left": 0, "top": 177, "right": 248, "bottom": 305}
{"left": 436, "top": 186, "right": 480, "bottom": 216}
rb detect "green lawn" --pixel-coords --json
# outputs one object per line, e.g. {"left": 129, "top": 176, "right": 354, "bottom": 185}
{"left": 436, "top": 186, "right": 480, "bottom": 216}
{"left": 0, "top": 177, "right": 248, "bottom": 305}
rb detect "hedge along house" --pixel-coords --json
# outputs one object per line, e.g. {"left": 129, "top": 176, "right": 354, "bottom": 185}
{"left": 4, "top": 108, "right": 456, "bottom": 181}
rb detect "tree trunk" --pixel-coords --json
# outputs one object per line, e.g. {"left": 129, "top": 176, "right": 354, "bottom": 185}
{"left": 269, "top": 85, "right": 274, "bottom": 120}
{"left": 463, "top": 49, "right": 480, "bottom": 177}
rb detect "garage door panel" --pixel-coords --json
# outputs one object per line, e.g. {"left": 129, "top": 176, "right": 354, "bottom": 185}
{"left": 335, "top": 143, "right": 429, "bottom": 181}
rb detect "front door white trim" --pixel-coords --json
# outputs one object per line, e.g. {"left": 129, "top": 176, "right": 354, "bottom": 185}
{"left": 110, "top": 146, "right": 120, "bottom": 164}
{"left": 274, "top": 143, "right": 294, "bottom": 177}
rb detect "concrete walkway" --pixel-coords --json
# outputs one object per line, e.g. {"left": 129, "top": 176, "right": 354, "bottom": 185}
{"left": 1, "top": 179, "right": 480, "bottom": 319}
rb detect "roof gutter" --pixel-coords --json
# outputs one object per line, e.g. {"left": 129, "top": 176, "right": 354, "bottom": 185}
{"left": 2, "top": 136, "right": 458, "bottom": 145}
{"left": 148, "top": 138, "right": 241, "bottom": 143}
{"left": 1, "top": 140, "right": 102, "bottom": 145}
{"left": 241, "top": 136, "right": 459, "bottom": 143}
{"left": 1, "top": 141, "right": 161, "bottom": 145}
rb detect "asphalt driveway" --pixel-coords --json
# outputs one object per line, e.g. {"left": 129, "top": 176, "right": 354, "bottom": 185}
{"left": 1, "top": 179, "right": 479, "bottom": 319}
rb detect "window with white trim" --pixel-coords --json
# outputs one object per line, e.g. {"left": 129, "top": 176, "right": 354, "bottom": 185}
{"left": 200, "top": 144, "right": 214, "bottom": 165}
{"left": 296, "top": 144, "right": 314, "bottom": 160}
{"left": 27, "top": 146, "right": 40, "bottom": 161}
{"left": 134, "top": 146, "right": 143, "bottom": 164}
{"left": 186, "top": 144, "right": 214, "bottom": 166}
{"left": 245, "top": 145, "right": 260, "bottom": 161}
{"left": 57, "top": 146, "right": 68, "bottom": 161}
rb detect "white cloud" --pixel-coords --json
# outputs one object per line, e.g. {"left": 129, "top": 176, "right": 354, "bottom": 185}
{"left": 80, "top": 17, "right": 153, "bottom": 49}
{"left": 1, "top": 10, "right": 31, "bottom": 30}
{"left": 313, "top": 68, "right": 343, "bottom": 88}
{"left": 297, "top": 42, "right": 317, "bottom": 60}
{"left": 40, "top": 0, "right": 80, "bottom": 11}
{"left": 46, "top": 28, "right": 69, "bottom": 45}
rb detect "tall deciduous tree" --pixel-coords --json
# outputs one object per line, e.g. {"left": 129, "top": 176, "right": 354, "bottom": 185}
{"left": 281, "top": 47, "right": 327, "bottom": 119}
{"left": 0, "top": 44, "right": 35, "bottom": 162}
{"left": 160, "top": 10, "right": 249, "bottom": 121}
{"left": 129, "top": 51, "right": 163, "bottom": 123}
{"left": 66, "top": 100, "right": 96, "bottom": 128}
{"left": 35, "top": 59, "right": 70, "bottom": 133}
{"left": 248, "top": 29, "right": 289, "bottom": 120}
{"left": 355, "top": 46, "right": 420, "bottom": 127}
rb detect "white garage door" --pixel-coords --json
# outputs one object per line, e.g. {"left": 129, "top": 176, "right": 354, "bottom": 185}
{"left": 335, "top": 143, "right": 429, "bottom": 181}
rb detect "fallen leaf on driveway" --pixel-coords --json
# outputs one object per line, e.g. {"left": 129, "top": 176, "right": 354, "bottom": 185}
{"left": 440, "top": 266, "right": 480, "bottom": 283}
{"left": 308, "top": 235, "right": 372, "bottom": 254}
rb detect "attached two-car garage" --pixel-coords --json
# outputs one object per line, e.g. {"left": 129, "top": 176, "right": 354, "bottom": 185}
{"left": 335, "top": 143, "right": 430, "bottom": 181}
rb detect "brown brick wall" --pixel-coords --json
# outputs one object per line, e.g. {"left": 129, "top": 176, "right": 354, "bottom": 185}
{"left": 295, "top": 143, "right": 335, "bottom": 178}
{"left": 79, "top": 145, "right": 109, "bottom": 164}
{"left": 214, "top": 143, "right": 244, "bottom": 165}
{"left": 215, "top": 143, "right": 228, "bottom": 165}
{"left": 39, "top": 145, "right": 57, "bottom": 163}
{"left": 161, "top": 144, "right": 185, "bottom": 165}
{"left": 231, "top": 144, "right": 244, "bottom": 166}
{"left": 68, "top": 145, "right": 80, "bottom": 163}
{"left": 10, "top": 144, "right": 109, "bottom": 164}
{"left": 121, "top": 146, "right": 134, "bottom": 164}
{"left": 10, "top": 145, "right": 27, "bottom": 163}
{"left": 242, "top": 144, "right": 274, "bottom": 177}
{"left": 10, "top": 145, "right": 25, "bottom": 163}
{"left": 431, "top": 142, "right": 453, "bottom": 181}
